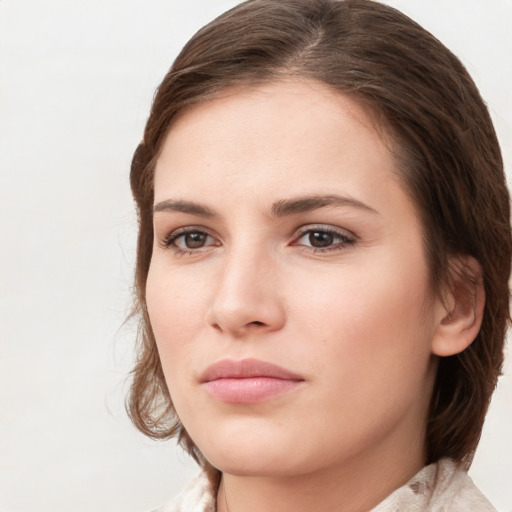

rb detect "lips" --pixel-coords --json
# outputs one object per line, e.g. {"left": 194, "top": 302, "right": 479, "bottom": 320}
{"left": 200, "top": 358, "right": 304, "bottom": 404}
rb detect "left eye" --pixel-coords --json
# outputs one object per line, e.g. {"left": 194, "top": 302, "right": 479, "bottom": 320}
{"left": 295, "top": 228, "right": 355, "bottom": 250}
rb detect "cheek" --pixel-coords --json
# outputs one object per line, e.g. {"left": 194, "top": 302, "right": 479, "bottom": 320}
{"left": 286, "top": 260, "right": 436, "bottom": 444}
{"left": 290, "top": 251, "right": 435, "bottom": 372}
{"left": 146, "top": 262, "right": 210, "bottom": 363}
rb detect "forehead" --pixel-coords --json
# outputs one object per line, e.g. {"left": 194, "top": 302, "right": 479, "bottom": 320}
{"left": 154, "top": 80, "right": 402, "bottom": 203}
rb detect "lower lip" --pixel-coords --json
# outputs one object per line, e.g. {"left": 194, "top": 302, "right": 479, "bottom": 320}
{"left": 204, "top": 377, "right": 302, "bottom": 404}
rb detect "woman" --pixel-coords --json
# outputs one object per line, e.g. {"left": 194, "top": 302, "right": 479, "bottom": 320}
{"left": 127, "top": 0, "right": 511, "bottom": 510}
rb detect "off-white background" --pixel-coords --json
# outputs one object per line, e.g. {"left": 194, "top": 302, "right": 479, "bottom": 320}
{"left": 0, "top": 1, "right": 510, "bottom": 511}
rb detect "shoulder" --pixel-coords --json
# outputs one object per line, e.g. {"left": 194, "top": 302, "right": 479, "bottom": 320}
{"left": 147, "top": 471, "right": 216, "bottom": 512}
{"left": 372, "top": 458, "right": 497, "bottom": 511}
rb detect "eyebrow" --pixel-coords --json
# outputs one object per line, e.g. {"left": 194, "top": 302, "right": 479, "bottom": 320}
{"left": 153, "top": 194, "right": 378, "bottom": 218}
{"left": 153, "top": 199, "right": 217, "bottom": 217}
{"left": 271, "top": 194, "right": 379, "bottom": 217}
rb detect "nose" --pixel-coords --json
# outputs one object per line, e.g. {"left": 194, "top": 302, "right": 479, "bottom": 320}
{"left": 206, "top": 245, "right": 286, "bottom": 337}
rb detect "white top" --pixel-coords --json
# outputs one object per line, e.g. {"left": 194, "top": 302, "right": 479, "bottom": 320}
{"left": 150, "top": 458, "right": 497, "bottom": 512}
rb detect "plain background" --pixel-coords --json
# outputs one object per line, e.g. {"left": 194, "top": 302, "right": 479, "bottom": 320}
{"left": 0, "top": 1, "right": 511, "bottom": 511}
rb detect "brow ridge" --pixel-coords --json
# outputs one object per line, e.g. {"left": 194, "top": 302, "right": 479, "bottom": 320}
{"left": 153, "top": 194, "right": 377, "bottom": 219}
{"left": 153, "top": 199, "right": 216, "bottom": 217}
{"left": 271, "top": 194, "right": 378, "bottom": 217}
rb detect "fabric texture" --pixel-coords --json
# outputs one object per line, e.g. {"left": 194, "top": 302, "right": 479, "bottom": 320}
{"left": 150, "top": 458, "right": 497, "bottom": 512}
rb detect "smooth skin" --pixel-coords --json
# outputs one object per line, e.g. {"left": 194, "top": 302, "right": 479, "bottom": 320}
{"left": 147, "top": 80, "right": 484, "bottom": 512}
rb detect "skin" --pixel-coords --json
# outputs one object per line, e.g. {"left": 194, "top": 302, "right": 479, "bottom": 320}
{"left": 146, "top": 80, "right": 474, "bottom": 512}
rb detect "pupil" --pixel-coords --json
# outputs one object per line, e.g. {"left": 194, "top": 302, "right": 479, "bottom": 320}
{"left": 309, "top": 231, "right": 333, "bottom": 247}
{"left": 185, "top": 232, "right": 206, "bottom": 248}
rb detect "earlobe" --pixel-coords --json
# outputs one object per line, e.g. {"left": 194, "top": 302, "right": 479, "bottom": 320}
{"left": 431, "top": 256, "right": 485, "bottom": 357}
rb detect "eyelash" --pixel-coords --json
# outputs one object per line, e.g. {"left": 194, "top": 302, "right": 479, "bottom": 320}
{"left": 160, "top": 225, "right": 357, "bottom": 255}
{"left": 160, "top": 227, "right": 218, "bottom": 255}
{"left": 293, "top": 225, "right": 357, "bottom": 253}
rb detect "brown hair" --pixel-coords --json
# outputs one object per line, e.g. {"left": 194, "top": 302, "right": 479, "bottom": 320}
{"left": 127, "top": 0, "right": 511, "bottom": 468}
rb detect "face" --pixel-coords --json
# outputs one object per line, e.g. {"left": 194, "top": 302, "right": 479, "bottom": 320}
{"left": 147, "top": 80, "right": 443, "bottom": 478}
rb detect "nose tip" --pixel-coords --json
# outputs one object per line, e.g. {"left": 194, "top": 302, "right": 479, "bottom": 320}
{"left": 206, "top": 258, "right": 285, "bottom": 337}
{"left": 207, "top": 298, "right": 284, "bottom": 337}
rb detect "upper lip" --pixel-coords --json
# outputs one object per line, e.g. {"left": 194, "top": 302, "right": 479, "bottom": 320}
{"left": 200, "top": 358, "right": 304, "bottom": 383}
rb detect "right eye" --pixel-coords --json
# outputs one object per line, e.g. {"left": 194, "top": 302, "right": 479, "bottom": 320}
{"left": 161, "top": 228, "right": 220, "bottom": 253}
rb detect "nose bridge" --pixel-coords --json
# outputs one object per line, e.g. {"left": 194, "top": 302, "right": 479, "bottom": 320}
{"left": 207, "top": 235, "right": 284, "bottom": 335}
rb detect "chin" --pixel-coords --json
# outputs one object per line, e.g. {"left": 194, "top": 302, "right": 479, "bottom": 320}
{"left": 209, "top": 454, "right": 302, "bottom": 478}
{"left": 194, "top": 425, "right": 307, "bottom": 478}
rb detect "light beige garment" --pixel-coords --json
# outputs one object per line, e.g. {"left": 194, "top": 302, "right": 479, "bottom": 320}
{"left": 370, "top": 459, "right": 496, "bottom": 511}
{"left": 151, "top": 458, "right": 497, "bottom": 512}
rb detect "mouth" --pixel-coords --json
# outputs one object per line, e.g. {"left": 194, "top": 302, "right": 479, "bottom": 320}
{"left": 200, "top": 358, "right": 305, "bottom": 404}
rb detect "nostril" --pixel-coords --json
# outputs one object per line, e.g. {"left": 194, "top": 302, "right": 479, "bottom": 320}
{"left": 250, "top": 321, "right": 265, "bottom": 326}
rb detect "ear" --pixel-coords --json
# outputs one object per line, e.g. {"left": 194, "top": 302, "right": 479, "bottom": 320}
{"left": 431, "top": 256, "right": 485, "bottom": 357}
